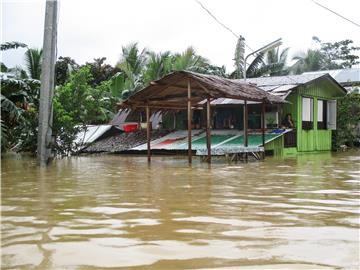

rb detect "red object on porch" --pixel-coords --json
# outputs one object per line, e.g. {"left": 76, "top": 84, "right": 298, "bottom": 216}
{"left": 123, "top": 123, "right": 138, "bottom": 133}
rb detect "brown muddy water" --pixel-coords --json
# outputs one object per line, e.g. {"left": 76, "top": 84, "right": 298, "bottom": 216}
{"left": 1, "top": 151, "right": 360, "bottom": 270}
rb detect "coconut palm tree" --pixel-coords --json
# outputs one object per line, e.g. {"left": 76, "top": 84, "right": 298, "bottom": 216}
{"left": 142, "top": 51, "right": 172, "bottom": 85}
{"left": 291, "top": 49, "right": 324, "bottom": 74}
{"left": 232, "top": 46, "right": 290, "bottom": 79}
{"left": 117, "top": 43, "right": 146, "bottom": 78}
{"left": 24, "top": 48, "right": 43, "bottom": 79}
{"left": 172, "top": 46, "right": 209, "bottom": 71}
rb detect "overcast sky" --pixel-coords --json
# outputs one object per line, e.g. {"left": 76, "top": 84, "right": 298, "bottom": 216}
{"left": 1, "top": 0, "right": 360, "bottom": 71}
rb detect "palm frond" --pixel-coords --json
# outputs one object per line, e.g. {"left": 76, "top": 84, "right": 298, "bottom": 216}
{"left": 279, "top": 47, "right": 290, "bottom": 64}
{"left": 0, "top": 42, "right": 27, "bottom": 51}
{"left": 24, "top": 48, "right": 43, "bottom": 79}
{"left": 246, "top": 52, "right": 265, "bottom": 77}
{"left": 1, "top": 94, "right": 24, "bottom": 120}
{"left": 234, "top": 36, "right": 245, "bottom": 79}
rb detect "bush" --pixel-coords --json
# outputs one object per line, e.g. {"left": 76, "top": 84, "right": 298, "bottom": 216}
{"left": 332, "top": 91, "right": 360, "bottom": 150}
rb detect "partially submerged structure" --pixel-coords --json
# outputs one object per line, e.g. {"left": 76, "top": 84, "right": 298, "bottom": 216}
{"left": 117, "top": 71, "right": 347, "bottom": 163}
{"left": 119, "top": 71, "right": 284, "bottom": 163}
{"left": 237, "top": 73, "right": 347, "bottom": 155}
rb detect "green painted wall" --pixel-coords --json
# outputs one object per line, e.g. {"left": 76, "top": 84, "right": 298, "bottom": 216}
{"left": 265, "top": 136, "right": 284, "bottom": 156}
{"left": 285, "top": 78, "right": 345, "bottom": 153}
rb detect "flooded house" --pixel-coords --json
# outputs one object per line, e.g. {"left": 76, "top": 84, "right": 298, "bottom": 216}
{"left": 114, "top": 71, "right": 346, "bottom": 162}
{"left": 82, "top": 71, "right": 346, "bottom": 162}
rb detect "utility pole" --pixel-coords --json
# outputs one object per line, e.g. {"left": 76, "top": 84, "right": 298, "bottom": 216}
{"left": 37, "top": 0, "right": 58, "bottom": 166}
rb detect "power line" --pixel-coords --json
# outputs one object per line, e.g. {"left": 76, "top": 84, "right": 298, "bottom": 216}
{"left": 312, "top": 0, "right": 360, "bottom": 28}
{"left": 194, "top": 0, "right": 254, "bottom": 51}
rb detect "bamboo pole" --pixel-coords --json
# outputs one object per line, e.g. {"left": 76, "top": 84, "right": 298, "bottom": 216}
{"left": 188, "top": 79, "right": 192, "bottom": 164}
{"left": 146, "top": 105, "right": 151, "bottom": 162}
{"left": 206, "top": 97, "right": 211, "bottom": 163}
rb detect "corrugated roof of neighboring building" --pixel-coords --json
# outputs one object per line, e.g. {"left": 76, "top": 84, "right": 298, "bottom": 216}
{"left": 303, "top": 68, "right": 360, "bottom": 85}
{"left": 236, "top": 74, "right": 325, "bottom": 87}
{"left": 233, "top": 74, "right": 327, "bottom": 99}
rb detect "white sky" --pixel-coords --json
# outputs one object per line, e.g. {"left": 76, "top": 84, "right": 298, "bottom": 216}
{"left": 1, "top": 0, "right": 360, "bottom": 72}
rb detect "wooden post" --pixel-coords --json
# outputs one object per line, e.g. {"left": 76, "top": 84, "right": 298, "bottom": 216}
{"left": 262, "top": 102, "right": 266, "bottom": 160}
{"left": 244, "top": 100, "right": 248, "bottom": 161}
{"left": 206, "top": 97, "right": 211, "bottom": 163}
{"left": 146, "top": 105, "right": 151, "bottom": 162}
{"left": 262, "top": 102, "right": 266, "bottom": 147}
{"left": 187, "top": 79, "right": 192, "bottom": 164}
{"left": 244, "top": 100, "right": 248, "bottom": 147}
{"left": 173, "top": 111, "right": 176, "bottom": 130}
{"left": 277, "top": 104, "right": 281, "bottom": 128}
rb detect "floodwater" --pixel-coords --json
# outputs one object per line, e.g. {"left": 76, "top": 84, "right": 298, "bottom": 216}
{"left": 1, "top": 151, "right": 360, "bottom": 270}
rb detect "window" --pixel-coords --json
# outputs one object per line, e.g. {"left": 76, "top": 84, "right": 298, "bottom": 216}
{"left": 317, "top": 99, "right": 327, "bottom": 129}
{"left": 327, "top": 100, "right": 337, "bottom": 130}
{"left": 302, "top": 97, "right": 313, "bottom": 130}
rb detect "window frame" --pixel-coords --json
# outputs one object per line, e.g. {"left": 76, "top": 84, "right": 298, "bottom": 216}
{"left": 302, "top": 96, "right": 314, "bottom": 130}
{"left": 317, "top": 99, "right": 327, "bottom": 130}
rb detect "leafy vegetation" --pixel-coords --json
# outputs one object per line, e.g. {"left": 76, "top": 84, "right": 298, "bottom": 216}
{"left": 332, "top": 91, "right": 360, "bottom": 150}
{"left": 291, "top": 37, "right": 360, "bottom": 74}
{"left": 1, "top": 37, "right": 359, "bottom": 156}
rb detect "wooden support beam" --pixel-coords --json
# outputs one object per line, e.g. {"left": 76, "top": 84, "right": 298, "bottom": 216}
{"left": 244, "top": 100, "right": 248, "bottom": 162}
{"left": 262, "top": 102, "right": 266, "bottom": 147}
{"left": 173, "top": 111, "right": 176, "bottom": 130}
{"left": 206, "top": 97, "right": 211, "bottom": 163}
{"left": 277, "top": 104, "right": 281, "bottom": 128}
{"left": 244, "top": 100, "right": 248, "bottom": 147}
{"left": 195, "top": 80, "right": 216, "bottom": 98}
{"left": 262, "top": 102, "right": 266, "bottom": 160}
{"left": 146, "top": 105, "right": 151, "bottom": 162}
{"left": 145, "top": 75, "right": 186, "bottom": 99}
{"left": 187, "top": 79, "right": 192, "bottom": 164}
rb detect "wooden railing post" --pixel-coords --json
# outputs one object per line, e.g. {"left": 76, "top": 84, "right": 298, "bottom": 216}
{"left": 206, "top": 97, "right": 211, "bottom": 163}
{"left": 262, "top": 102, "right": 266, "bottom": 159}
{"left": 187, "top": 79, "right": 192, "bottom": 164}
{"left": 146, "top": 105, "right": 151, "bottom": 162}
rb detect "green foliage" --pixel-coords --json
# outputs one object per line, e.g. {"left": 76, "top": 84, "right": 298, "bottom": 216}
{"left": 232, "top": 40, "right": 289, "bottom": 78}
{"left": 86, "top": 57, "right": 120, "bottom": 86}
{"left": 142, "top": 51, "right": 172, "bottom": 85}
{"left": 292, "top": 49, "right": 324, "bottom": 74}
{"left": 315, "top": 37, "right": 360, "bottom": 69}
{"left": 52, "top": 66, "right": 117, "bottom": 154}
{"left": 332, "top": 92, "right": 360, "bottom": 150}
{"left": 1, "top": 120, "right": 8, "bottom": 152}
{"left": 117, "top": 43, "right": 147, "bottom": 78}
{"left": 24, "top": 48, "right": 43, "bottom": 79}
{"left": 55, "top": 56, "right": 79, "bottom": 86}
{"left": 292, "top": 37, "right": 360, "bottom": 74}
{"left": 1, "top": 42, "right": 27, "bottom": 51}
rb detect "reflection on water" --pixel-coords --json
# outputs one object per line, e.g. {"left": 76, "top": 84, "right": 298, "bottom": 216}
{"left": 1, "top": 151, "right": 360, "bottom": 269}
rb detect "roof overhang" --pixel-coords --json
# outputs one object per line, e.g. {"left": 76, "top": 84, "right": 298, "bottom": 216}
{"left": 118, "top": 71, "right": 286, "bottom": 110}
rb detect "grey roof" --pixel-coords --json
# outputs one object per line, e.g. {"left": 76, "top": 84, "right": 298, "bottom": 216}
{"left": 303, "top": 68, "right": 360, "bottom": 85}
{"left": 234, "top": 74, "right": 326, "bottom": 99}
{"left": 209, "top": 72, "right": 347, "bottom": 106}
{"left": 236, "top": 74, "right": 325, "bottom": 87}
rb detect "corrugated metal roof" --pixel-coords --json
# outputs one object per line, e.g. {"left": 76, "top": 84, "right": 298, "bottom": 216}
{"left": 215, "top": 75, "right": 325, "bottom": 104}
{"left": 235, "top": 74, "right": 325, "bottom": 87}
{"left": 303, "top": 68, "right": 360, "bottom": 85}
{"left": 74, "top": 125, "right": 113, "bottom": 146}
